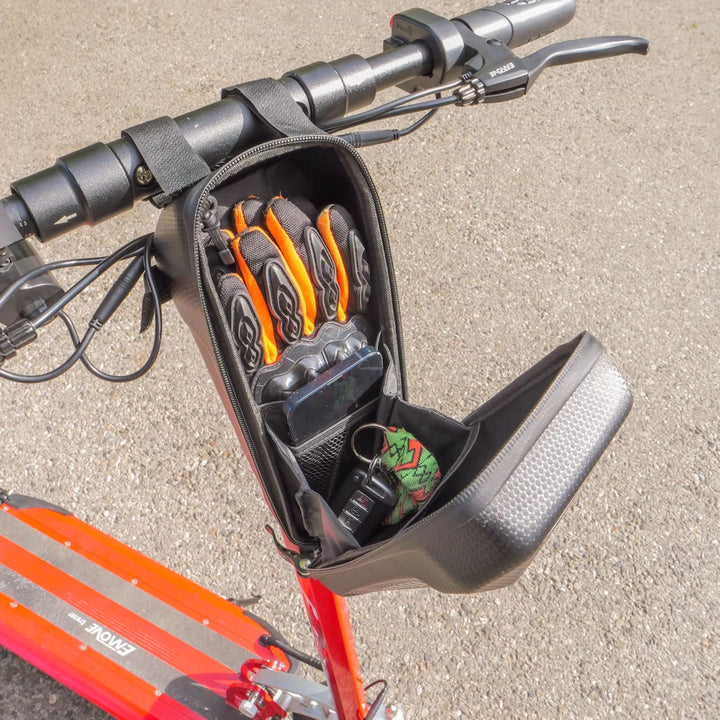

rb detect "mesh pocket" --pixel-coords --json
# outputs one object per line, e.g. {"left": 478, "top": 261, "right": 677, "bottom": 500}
{"left": 289, "top": 401, "right": 377, "bottom": 500}
{"left": 295, "top": 429, "right": 349, "bottom": 498}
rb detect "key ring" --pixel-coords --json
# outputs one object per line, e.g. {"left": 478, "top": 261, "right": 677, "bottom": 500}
{"left": 350, "top": 423, "right": 389, "bottom": 466}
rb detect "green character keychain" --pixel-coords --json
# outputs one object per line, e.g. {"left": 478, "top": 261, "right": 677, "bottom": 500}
{"left": 350, "top": 423, "right": 442, "bottom": 528}
{"left": 379, "top": 426, "right": 442, "bottom": 524}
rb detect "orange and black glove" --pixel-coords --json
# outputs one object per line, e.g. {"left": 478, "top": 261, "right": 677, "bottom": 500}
{"left": 213, "top": 268, "right": 265, "bottom": 371}
{"left": 219, "top": 197, "right": 371, "bottom": 370}
{"left": 236, "top": 196, "right": 341, "bottom": 330}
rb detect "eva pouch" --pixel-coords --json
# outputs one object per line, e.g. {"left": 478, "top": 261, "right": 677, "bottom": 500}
{"left": 153, "top": 79, "right": 632, "bottom": 596}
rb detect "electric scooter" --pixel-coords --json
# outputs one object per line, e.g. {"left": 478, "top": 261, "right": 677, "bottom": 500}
{"left": 0, "top": 2, "right": 647, "bottom": 718}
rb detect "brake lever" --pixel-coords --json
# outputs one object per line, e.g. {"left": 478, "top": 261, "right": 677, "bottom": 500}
{"left": 524, "top": 36, "right": 650, "bottom": 88}
{"left": 455, "top": 34, "right": 649, "bottom": 105}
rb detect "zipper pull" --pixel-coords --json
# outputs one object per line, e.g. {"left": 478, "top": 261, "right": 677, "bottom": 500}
{"left": 202, "top": 196, "right": 235, "bottom": 265}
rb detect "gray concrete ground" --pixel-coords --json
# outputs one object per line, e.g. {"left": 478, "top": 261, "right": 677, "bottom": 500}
{"left": 0, "top": 1, "right": 717, "bottom": 718}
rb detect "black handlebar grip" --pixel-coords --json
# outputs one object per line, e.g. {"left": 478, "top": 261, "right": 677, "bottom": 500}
{"left": 456, "top": 0, "right": 576, "bottom": 48}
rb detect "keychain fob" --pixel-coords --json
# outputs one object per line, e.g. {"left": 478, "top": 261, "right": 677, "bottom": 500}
{"left": 338, "top": 463, "right": 396, "bottom": 543}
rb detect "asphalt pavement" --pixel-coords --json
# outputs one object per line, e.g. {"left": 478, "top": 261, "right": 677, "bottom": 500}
{"left": 0, "top": 1, "right": 717, "bottom": 718}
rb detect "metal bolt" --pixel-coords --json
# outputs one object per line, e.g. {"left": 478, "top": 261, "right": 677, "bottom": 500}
{"left": 9, "top": 602, "right": 17, "bottom": 608}
{"left": 79, "top": 644, "right": 87, "bottom": 651}
{"left": 134, "top": 165, "right": 154, "bottom": 187}
{"left": 239, "top": 690, "right": 262, "bottom": 718}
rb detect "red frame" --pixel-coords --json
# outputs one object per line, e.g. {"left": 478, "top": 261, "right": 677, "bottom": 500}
{"left": 297, "top": 575, "right": 368, "bottom": 720}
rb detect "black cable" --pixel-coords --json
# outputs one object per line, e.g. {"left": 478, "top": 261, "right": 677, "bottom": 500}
{"left": 323, "top": 78, "right": 463, "bottom": 133}
{"left": 336, "top": 82, "right": 445, "bottom": 148}
{"left": 339, "top": 108, "right": 439, "bottom": 147}
{"left": 31, "top": 234, "right": 148, "bottom": 330}
{"left": 259, "top": 634, "right": 323, "bottom": 672}
{"left": 397, "top": 108, "right": 438, "bottom": 136}
{"left": 332, "top": 95, "right": 457, "bottom": 143}
{"left": 0, "top": 256, "right": 113, "bottom": 314}
{"left": 0, "top": 319, "right": 95, "bottom": 383}
{"left": 363, "top": 679, "right": 389, "bottom": 720}
{"left": 367, "top": 95, "right": 457, "bottom": 122}
{"left": 0, "top": 235, "right": 162, "bottom": 384}
{"left": 80, "top": 237, "right": 163, "bottom": 383}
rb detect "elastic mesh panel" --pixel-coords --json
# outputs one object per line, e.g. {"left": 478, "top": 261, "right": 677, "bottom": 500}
{"left": 295, "top": 426, "right": 351, "bottom": 499}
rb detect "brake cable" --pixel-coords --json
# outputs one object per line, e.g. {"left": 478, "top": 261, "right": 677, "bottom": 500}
{"left": 324, "top": 78, "right": 464, "bottom": 133}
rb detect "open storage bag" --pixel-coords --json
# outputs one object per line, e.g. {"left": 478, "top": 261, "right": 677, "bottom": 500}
{"left": 153, "top": 80, "right": 632, "bottom": 596}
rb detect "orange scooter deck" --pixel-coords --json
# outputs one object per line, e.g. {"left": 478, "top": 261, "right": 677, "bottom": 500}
{"left": 0, "top": 494, "right": 291, "bottom": 719}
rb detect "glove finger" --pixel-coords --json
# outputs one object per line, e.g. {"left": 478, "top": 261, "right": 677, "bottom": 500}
{"left": 265, "top": 197, "right": 340, "bottom": 326}
{"left": 213, "top": 269, "right": 266, "bottom": 370}
{"left": 317, "top": 204, "right": 371, "bottom": 317}
{"left": 232, "top": 226, "right": 305, "bottom": 344}
{"left": 233, "top": 197, "right": 265, "bottom": 233}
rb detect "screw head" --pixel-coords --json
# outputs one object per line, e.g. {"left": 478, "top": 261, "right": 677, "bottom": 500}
{"left": 134, "top": 165, "right": 154, "bottom": 187}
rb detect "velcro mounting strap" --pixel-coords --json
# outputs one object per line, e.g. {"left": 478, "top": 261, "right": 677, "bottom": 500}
{"left": 122, "top": 116, "right": 210, "bottom": 207}
{"left": 222, "top": 78, "right": 325, "bottom": 139}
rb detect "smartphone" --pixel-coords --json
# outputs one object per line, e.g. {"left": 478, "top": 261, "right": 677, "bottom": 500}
{"left": 283, "top": 346, "right": 383, "bottom": 445}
